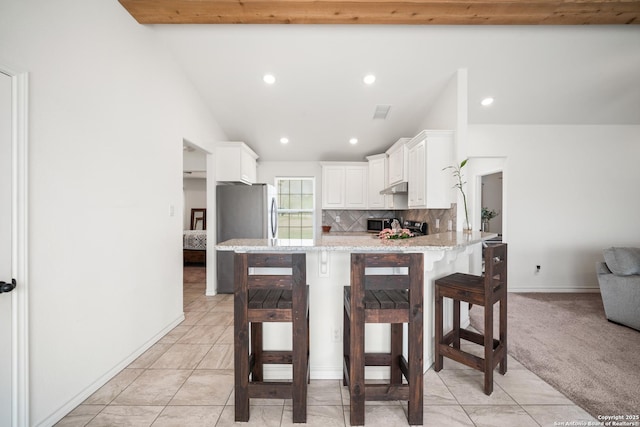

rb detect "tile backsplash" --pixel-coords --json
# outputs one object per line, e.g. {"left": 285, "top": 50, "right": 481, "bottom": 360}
{"left": 322, "top": 210, "right": 395, "bottom": 232}
{"left": 322, "top": 204, "right": 457, "bottom": 233}
{"left": 399, "top": 204, "right": 457, "bottom": 233}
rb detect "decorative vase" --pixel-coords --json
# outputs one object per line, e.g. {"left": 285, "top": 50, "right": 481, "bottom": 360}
{"left": 481, "top": 220, "right": 490, "bottom": 232}
{"left": 463, "top": 218, "right": 472, "bottom": 234}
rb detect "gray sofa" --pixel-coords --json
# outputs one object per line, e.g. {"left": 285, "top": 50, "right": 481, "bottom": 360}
{"left": 596, "top": 247, "right": 640, "bottom": 331}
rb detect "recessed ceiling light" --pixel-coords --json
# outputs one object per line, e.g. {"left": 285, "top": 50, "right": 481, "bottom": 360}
{"left": 349, "top": 138, "right": 358, "bottom": 145}
{"left": 363, "top": 74, "right": 376, "bottom": 85}
{"left": 280, "top": 137, "right": 289, "bottom": 144}
{"left": 263, "top": 74, "right": 276, "bottom": 84}
{"left": 481, "top": 97, "right": 494, "bottom": 106}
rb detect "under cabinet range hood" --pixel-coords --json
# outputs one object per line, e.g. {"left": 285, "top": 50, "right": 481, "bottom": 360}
{"left": 380, "top": 181, "right": 408, "bottom": 195}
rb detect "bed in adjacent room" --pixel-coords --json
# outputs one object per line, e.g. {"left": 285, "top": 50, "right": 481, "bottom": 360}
{"left": 184, "top": 208, "right": 206, "bottom": 265}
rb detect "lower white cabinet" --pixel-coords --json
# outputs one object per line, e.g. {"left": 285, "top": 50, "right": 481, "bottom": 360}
{"left": 321, "top": 162, "right": 368, "bottom": 209}
{"left": 407, "top": 130, "right": 454, "bottom": 209}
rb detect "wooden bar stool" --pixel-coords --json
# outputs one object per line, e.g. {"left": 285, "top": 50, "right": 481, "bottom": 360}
{"left": 234, "top": 252, "right": 309, "bottom": 423}
{"left": 343, "top": 252, "right": 424, "bottom": 426}
{"left": 434, "top": 243, "right": 508, "bottom": 395}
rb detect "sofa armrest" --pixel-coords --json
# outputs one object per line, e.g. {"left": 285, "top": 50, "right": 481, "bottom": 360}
{"left": 596, "top": 261, "right": 612, "bottom": 275}
{"left": 597, "top": 270, "right": 640, "bottom": 331}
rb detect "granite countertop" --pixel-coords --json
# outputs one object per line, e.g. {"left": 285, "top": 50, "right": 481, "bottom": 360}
{"left": 215, "top": 231, "right": 498, "bottom": 252}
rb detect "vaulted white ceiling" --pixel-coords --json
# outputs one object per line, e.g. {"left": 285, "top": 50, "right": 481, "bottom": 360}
{"left": 156, "top": 25, "right": 640, "bottom": 162}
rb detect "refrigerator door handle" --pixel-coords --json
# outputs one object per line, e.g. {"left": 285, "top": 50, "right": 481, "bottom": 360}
{"left": 270, "top": 197, "right": 278, "bottom": 238}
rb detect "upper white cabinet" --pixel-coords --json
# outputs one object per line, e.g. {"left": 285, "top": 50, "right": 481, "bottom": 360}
{"left": 321, "top": 162, "right": 368, "bottom": 209}
{"left": 366, "top": 154, "right": 389, "bottom": 209}
{"left": 406, "top": 130, "right": 454, "bottom": 209}
{"left": 216, "top": 142, "right": 258, "bottom": 185}
{"left": 385, "top": 137, "right": 411, "bottom": 186}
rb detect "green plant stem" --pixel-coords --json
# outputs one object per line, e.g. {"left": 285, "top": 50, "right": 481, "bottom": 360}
{"left": 461, "top": 190, "right": 469, "bottom": 229}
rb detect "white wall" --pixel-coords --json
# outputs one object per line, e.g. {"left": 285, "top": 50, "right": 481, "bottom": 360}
{"left": 469, "top": 125, "right": 640, "bottom": 291}
{"left": 0, "top": 1, "right": 226, "bottom": 425}
{"left": 183, "top": 148, "right": 207, "bottom": 172}
{"left": 418, "top": 69, "right": 468, "bottom": 228}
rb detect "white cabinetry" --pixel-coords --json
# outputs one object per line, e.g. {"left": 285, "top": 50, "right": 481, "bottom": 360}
{"left": 385, "top": 137, "right": 410, "bottom": 186}
{"left": 322, "top": 165, "right": 345, "bottom": 209}
{"left": 366, "top": 154, "right": 388, "bottom": 209}
{"left": 321, "top": 162, "right": 368, "bottom": 209}
{"left": 216, "top": 142, "right": 258, "bottom": 184}
{"left": 407, "top": 130, "right": 454, "bottom": 209}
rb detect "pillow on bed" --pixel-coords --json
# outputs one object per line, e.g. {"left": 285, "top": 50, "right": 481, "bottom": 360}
{"left": 603, "top": 247, "right": 640, "bottom": 276}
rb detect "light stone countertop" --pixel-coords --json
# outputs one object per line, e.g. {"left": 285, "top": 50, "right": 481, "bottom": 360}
{"left": 215, "top": 231, "right": 498, "bottom": 252}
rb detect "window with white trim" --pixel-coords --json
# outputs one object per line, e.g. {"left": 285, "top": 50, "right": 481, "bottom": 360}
{"left": 276, "top": 177, "right": 315, "bottom": 239}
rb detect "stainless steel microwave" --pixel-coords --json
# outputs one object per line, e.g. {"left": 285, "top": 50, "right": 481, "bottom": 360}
{"left": 367, "top": 218, "right": 394, "bottom": 233}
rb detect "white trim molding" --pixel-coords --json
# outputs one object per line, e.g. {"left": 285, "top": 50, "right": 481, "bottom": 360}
{"left": 1, "top": 62, "right": 30, "bottom": 427}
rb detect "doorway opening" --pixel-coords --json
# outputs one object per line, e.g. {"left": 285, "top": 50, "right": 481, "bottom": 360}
{"left": 182, "top": 141, "right": 208, "bottom": 300}
{"left": 469, "top": 157, "right": 506, "bottom": 243}
{"left": 481, "top": 172, "right": 503, "bottom": 238}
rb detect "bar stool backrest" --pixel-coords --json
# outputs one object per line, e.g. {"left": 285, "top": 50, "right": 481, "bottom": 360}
{"left": 352, "top": 252, "right": 423, "bottom": 292}
{"left": 485, "top": 244, "right": 507, "bottom": 295}
{"left": 239, "top": 253, "right": 305, "bottom": 288}
{"left": 234, "top": 252, "right": 307, "bottom": 320}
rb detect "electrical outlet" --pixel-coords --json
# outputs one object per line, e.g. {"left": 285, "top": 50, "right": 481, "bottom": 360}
{"left": 331, "top": 327, "right": 341, "bottom": 343}
{"left": 335, "top": 215, "right": 341, "bottom": 223}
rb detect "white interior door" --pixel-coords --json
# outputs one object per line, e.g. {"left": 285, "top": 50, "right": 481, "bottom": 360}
{"left": 0, "top": 71, "right": 14, "bottom": 426}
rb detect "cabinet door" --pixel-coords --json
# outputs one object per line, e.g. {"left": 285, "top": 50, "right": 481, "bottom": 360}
{"left": 367, "top": 157, "right": 387, "bottom": 208}
{"left": 387, "top": 147, "right": 404, "bottom": 185}
{"left": 216, "top": 142, "right": 258, "bottom": 184}
{"left": 425, "top": 134, "right": 452, "bottom": 209}
{"left": 240, "top": 147, "right": 257, "bottom": 184}
{"left": 345, "top": 166, "right": 368, "bottom": 208}
{"left": 322, "top": 166, "right": 345, "bottom": 208}
{"left": 408, "top": 140, "right": 426, "bottom": 208}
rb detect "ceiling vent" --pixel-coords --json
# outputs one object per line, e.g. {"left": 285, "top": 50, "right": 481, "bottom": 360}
{"left": 373, "top": 104, "right": 391, "bottom": 120}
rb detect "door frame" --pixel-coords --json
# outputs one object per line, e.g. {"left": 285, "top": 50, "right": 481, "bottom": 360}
{"left": 181, "top": 138, "right": 216, "bottom": 296}
{"left": 1, "top": 62, "right": 30, "bottom": 427}
{"left": 469, "top": 157, "right": 507, "bottom": 241}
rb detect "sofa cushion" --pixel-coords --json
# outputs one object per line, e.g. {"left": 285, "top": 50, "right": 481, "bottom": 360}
{"left": 603, "top": 247, "right": 640, "bottom": 276}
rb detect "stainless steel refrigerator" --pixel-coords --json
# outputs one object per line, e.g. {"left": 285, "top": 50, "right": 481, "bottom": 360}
{"left": 216, "top": 183, "right": 278, "bottom": 293}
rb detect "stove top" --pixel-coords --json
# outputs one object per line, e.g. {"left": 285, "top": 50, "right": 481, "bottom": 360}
{"left": 403, "top": 220, "right": 428, "bottom": 236}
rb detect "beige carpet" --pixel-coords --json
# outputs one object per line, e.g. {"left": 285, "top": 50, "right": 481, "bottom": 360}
{"left": 469, "top": 293, "right": 640, "bottom": 418}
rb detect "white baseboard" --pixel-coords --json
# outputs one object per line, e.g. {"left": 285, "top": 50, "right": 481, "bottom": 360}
{"left": 509, "top": 287, "right": 601, "bottom": 293}
{"left": 310, "top": 367, "right": 344, "bottom": 380}
{"left": 39, "top": 313, "right": 185, "bottom": 427}
{"left": 262, "top": 366, "right": 351, "bottom": 381}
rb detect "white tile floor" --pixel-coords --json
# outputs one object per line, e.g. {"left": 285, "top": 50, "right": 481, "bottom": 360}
{"left": 56, "top": 273, "right": 597, "bottom": 426}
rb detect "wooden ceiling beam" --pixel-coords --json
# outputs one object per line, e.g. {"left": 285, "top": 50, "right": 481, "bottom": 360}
{"left": 118, "top": 0, "right": 640, "bottom": 25}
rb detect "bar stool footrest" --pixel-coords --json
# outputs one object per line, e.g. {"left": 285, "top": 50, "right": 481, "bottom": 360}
{"left": 248, "top": 382, "right": 293, "bottom": 399}
{"left": 258, "top": 350, "right": 294, "bottom": 364}
{"left": 365, "top": 384, "right": 410, "bottom": 401}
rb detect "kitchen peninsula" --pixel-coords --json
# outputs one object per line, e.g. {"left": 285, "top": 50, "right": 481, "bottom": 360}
{"left": 216, "top": 231, "right": 497, "bottom": 380}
